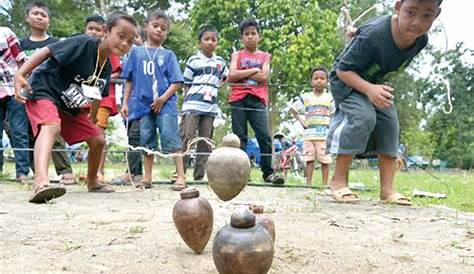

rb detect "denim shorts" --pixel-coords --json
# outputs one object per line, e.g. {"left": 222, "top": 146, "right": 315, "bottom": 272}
{"left": 139, "top": 112, "right": 182, "bottom": 153}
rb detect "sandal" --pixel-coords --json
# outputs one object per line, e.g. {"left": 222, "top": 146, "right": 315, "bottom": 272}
{"left": 88, "top": 184, "right": 115, "bottom": 193}
{"left": 170, "top": 183, "right": 187, "bottom": 191}
{"left": 135, "top": 180, "right": 153, "bottom": 189}
{"left": 59, "top": 173, "right": 76, "bottom": 185}
{"left": 381, "top": 193, "right": 412, "bottom": 206}
{"left": 330, "top": 187, "right": 360, "bottom": 203}
{"left": 29, "top": 184, "right": 66, "bottom": 203}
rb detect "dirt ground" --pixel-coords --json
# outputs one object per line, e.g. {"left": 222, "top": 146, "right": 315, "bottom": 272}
{"left": 0, "top": 182, "right": 473, "bottom": 274}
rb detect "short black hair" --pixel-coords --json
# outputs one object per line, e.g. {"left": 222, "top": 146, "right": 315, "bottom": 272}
{"left": 25, "top": 1, "right": 50, "bottom": 16}
{"left": 239, "top": 18, "right": 260, "bottom": 35}
{"left": 146, "top": 9, "right": 171, "bottom": 25}
{"left": 198, "top": 24, "right": 218, "bottom": 41}
{"left": 138, "top": 27, "right": 146, "bottom": 41}
{"left": 86, "top": 14, "right": 105, "bottom": 26}
{"left": 400, "top": 0, "right": 443, "bottom": 6}
{"left": 105, "top": 11, "right": 137, "bottom": 30}
{"left": 310, "top": 67, "right": 328, "bottom": 79}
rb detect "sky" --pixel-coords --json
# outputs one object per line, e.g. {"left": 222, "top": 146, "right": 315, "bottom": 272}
{"left": 429, "top": 0, "right": 473, "bottom": 53}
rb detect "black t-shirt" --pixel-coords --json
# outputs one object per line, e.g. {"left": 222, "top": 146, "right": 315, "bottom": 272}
{"left": 330, "top": 15, "right": 428, "bottom": 100}
{"left": 29, "top": 34, "right": 111, "bottom": 115}
{"left": 19, "top": 36, "right": 60, "bottom": 57}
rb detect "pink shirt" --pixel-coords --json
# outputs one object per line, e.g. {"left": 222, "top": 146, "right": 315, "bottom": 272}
{"left": 229, "top": 49, "right": 271, "bottom": 105}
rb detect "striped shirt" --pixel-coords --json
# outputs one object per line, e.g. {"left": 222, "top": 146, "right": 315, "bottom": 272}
{"left": 292, "top": 91, "right": 335, "bottom": 141}
{"left": 0, "top": 27, "right": 26, "bottom": 99}
{"left": 182, "top": 51, "right": 228, "bottom": 116}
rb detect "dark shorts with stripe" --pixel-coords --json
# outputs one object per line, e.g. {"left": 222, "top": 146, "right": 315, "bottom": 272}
{"left": 326, "top": 89, "right": 399, "bottom": 158}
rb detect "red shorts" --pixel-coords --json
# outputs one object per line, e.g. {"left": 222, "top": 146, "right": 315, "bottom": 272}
{"left": 26, "top": 99, "right": 100, "bottom": 145}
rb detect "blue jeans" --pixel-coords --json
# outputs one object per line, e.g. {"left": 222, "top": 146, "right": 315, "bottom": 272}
{"left": 140, "top": 112, "right": 181, "bottom": 153}
{"left": 0, "top": 96, "right": 30, "bottom": 177}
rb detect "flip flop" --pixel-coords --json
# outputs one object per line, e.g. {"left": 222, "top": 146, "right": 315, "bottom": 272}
{"left": 134, "top": 180, "right": 153, "bottom": 189}
{"left": 381, "top": 193, "right": 412, "bottom": 206}
{"left": 170, "top": 183, "right": 186, "bottom": 191}
{"left": 29, "top": 184, "right": 66, "bottom": 204}
{"left": 88, "top": 184, "right": 115, "bottom": 193}
{"left": 59, "top": 173, "right": 76, "bottom": 185}
{"left": 330, "top": 187, "right": 360, "bottom": 203}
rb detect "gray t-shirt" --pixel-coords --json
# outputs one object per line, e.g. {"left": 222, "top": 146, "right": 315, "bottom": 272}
{"left": 330, "top": 15, "right": 428, "bottom": 101}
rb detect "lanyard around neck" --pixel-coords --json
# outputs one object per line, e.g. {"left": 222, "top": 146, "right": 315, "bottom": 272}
{"left": 83, "top": 47, "right": 107, "bottom": 86}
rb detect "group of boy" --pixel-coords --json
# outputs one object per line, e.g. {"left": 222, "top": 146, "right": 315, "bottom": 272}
{"left": 3, "top": 0, "right": 442, "bottom": 205}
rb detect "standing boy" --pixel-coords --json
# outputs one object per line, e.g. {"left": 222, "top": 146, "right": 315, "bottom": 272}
{"left": 14, "top": 12, "right": 137, "bottom": 203}
{"left": 121, "top": 10, "right": 186, "bottom": 190}
{"left": 327, "top": 0, "right": 442, "bottom": 204}
{"left": 0, "top": 27, "right": 30, "bottom": 183}
{"left": 181, "top": 24, "right": 228, "bottom": 181}
{"left": 19, "top": 1, "right": 75, "bottom": 185}
{"left": 228, "top": 18, "right": 283, "bottom": 184}
{"left": 291, "top": 67, "right": 334, "bottom": 186}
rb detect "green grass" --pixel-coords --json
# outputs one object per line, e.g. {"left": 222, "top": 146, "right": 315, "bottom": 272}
{"left": 1, "top": 160, "right": 473, "bottom": 212}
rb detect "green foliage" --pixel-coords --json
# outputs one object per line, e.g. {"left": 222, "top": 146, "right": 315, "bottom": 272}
{"left": 422, "top": 44, "right": 474, "bottom": 169}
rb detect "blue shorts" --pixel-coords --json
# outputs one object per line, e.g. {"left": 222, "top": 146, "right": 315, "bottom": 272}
{"left": 139, "top": 112, "right": 182, "bottom": 153}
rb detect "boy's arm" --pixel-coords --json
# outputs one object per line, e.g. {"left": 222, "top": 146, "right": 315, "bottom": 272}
{"left": 290, "top": 107, "right": 307, "bottom": 129}
{"left": 248, "top": 54, "right": 270, "bottom": 83}
{"left": 151, "top": 82, "right": 182, "bottom": 113}
{"left": 228, "top": 52, "right": 260, "bottom": 82}
{"left": 14, "top": 46, "right": 52, "bottom": 103}
{"left": 121, "top": 80, "right": 133, "bottom": 118}
{"left": 336, "top": 70, "right": 393, "bottom": 109}
{"left": 89, "top": 100, "right": 100, "bottom": 124}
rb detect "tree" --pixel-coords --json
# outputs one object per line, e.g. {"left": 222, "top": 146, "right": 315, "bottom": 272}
{"left": 422, "top": 43, "right": 474, "bottom": 169}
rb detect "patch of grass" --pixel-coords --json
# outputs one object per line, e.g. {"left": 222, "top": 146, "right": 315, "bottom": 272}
{"left": 1, "top": 161, "right": 472, "bottom": 212}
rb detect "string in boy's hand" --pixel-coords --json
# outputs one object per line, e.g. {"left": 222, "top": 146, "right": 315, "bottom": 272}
{"left": 14, "top": 74, "right": 32, "bottom": 104}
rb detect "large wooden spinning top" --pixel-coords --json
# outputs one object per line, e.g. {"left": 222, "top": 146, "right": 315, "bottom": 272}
{"left": 172, "top": 187, "right": 213, "bottom": 254}
{"left": 206, "top": 134, "right": 250, "bottom": 201}
{"left": 212, "top": 208, "right": 274, "bottom": 274}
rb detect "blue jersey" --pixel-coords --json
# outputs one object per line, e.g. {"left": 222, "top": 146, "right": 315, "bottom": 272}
{"left": 121, "top": 46, "right": 183, "bottom": 120}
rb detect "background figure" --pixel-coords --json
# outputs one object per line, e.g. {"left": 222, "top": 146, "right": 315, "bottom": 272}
{"left": 19, "top": 1, "right": 75, "bottom": 185}
{"left": 180, "top": 24, "right": 228, "bottom": 180}
{"left": 0, "top": 26, "right": 30, "bottom": 183}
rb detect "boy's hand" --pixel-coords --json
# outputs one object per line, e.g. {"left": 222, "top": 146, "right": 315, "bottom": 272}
{"left": 14, "top": 74, "right": 32, "bottom": 104}
{"left": 367, "top": 84, "right": 394, "bottom": 109}
{"left": 121, "top": 104, "right": 128, "bottom": 118}
{"left": 151, "top": 97, "right": 165, "bottom": 113}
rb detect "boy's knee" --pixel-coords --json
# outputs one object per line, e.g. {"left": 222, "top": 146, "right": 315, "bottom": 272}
{"left": 40, "top": 123, "right": 61, "bottom": 138}
{"left": 88, "top": 135, "right": 106, "bottom": 148}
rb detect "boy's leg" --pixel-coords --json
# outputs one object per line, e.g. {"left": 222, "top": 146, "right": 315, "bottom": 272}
{"left": 305, "top": 161, "right": 314, "bottom": 185}
{"left": 230, "top": 99, "right": 249, "bottom": 151}
{"left": 143, "top": 154, "right": 154, "bottom": 183}
{"left": 52, "top": 137, "right": 74, "bottom": 176}
{"left": 96, "top": 107, "right": 110, "bottom": 179}
{"left": 58, "top": 109, "right": 112, "bottom": 192}
{"left": 6, "top": 97, "right": 30, "bottom": 179}
{"left": 157, "top": 113, "right": 186, "bottom": 189}
{"left": 245, "top": 96, "right": 275, "bottom": 181}
{"left": 84, "top": 134, "right": 107, "bottom": 189}
{"left": 25, "top": 99, "right": 66, "bottom": 203}
{"left": 0, "top": 100, "right": 7, "bottom": 174}
{"left": 378, "top": 153, "right": 397, "bottom": 199}
{"left": 181, "top": 114, "right": 199, "bottom": 176}
{"left": 194, "top": 115, "right": 214, "bottom": 180}
{"left": 34, "top": 124, "right": 60, "bottom": 185}
{"left": 321, "top": 163, "right": 329, "bottom": 186}
{"left": 138, "top": 113, "right": 158, "bottom": 187}
{"left": 128, "top": 119, "right": 142, "bottom": 177}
